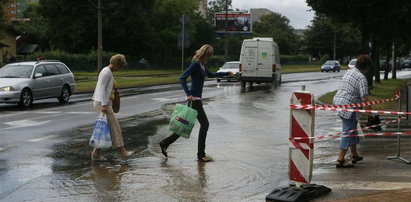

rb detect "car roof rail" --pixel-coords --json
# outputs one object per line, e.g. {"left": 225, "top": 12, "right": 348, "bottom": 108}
{"left": 35, "top": 59, "right": 61, "bottom": 64}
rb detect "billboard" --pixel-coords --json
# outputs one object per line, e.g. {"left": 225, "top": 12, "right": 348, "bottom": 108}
{"left": 214, "top": 12, "right": 252, "bottom": 35}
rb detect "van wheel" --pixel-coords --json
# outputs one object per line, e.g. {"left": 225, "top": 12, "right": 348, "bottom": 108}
{"left": 19, "top": 88, "right": 33, "bottom": 108}
{"left": 58, "top": 85, "right": 71, "bottom": 104}
{"left": 278, "top": 75, "right": 282, "bottom": 85}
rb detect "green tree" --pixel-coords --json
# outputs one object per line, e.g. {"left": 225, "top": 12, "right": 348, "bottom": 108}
{"left": 36, "top": 0, "right": 213, "bottom": 68}
{"left": 15, "top": 3, "right": 49, "bottom": 50}
{"left": 303, "top": 15, "right": 361, "bottom": 60}
{"left": 0, "top": 0, "right": 9, "bottom": 40}
{"left": 306, "top": 0, "right": 411, "bottom": 83}
{"left": 207, "top": 0, "right": 232, "bottom": 23}
{"left": 253, "top": 12, "right": 299, "bottom": 54}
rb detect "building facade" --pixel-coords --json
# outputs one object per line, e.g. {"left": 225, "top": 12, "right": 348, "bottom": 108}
{"left": 4, "top": 0, "right": 39, "bottom": 23}
{"left": 250, "top": 8, "right": 273, "bottom": 23}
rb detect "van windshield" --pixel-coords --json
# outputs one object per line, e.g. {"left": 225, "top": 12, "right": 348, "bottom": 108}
{"left": 0, "top": 65, "right": 34, "bottom": 78}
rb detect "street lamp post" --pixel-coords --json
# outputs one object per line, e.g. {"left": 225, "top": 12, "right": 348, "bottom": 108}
{"left": 224, "top": 0, "right": 228, "bottom": 62}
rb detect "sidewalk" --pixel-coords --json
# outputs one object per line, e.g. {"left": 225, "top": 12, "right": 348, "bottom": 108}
{"left": 335, "top": 188, "right": 411, "bottom": 201}
{"left": 311, "top": 84, "right": 411, "bottom": 201}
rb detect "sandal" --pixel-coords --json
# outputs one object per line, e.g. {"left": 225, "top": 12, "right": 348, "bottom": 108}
{"left": 336, "top": 159, "right": 354, "bottom": 168}
{"left": 198, "top": 156, "right": 213, "bottom": 162}
{"left": 351, "top": 155, "right": 363, "bottom": 164}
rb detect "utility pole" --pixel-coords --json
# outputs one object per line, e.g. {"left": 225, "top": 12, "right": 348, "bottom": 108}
{"left": 333, "top": 28, "right": 336, "bottom": 60}
{"left": 97, "top": 0, "right": 103, "bottom": 71}
{"left": 181, "top": 14, "right": 185, "bottom": 73}
{"left": 224, "top": 0, "right": 228, "bottom": 62}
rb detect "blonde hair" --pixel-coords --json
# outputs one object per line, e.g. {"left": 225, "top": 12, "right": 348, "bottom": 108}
{"left": 192, "top": 44, "right": 214, "bottom": 62}
{"left": 110, "top": 54, "right": 127, "bottom": 67}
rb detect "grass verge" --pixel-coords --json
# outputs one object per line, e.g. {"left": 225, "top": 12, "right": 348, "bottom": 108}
{"left": 318, "top": 79, "right": 407, "bottom": 110}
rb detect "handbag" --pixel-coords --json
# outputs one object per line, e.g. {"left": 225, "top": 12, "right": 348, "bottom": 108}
{"left": 89, "top": 113, "right": 112, "bottom": 149}
{"left": 168, "top": 102, "right": 198, "bottom": 138}
{"left": 112, "top": 89, "right": 120, "bottom": 113}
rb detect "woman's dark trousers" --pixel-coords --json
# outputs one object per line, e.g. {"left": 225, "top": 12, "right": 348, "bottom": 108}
{"left": 160, "top": 100, "right": 209, "bottom": 158}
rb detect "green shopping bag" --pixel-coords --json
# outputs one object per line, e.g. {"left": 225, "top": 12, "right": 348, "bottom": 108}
{"left": 169, "top": 102, "right": 198, "bottom": 138}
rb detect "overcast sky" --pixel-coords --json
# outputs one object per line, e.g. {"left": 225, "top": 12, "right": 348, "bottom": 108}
{"left": 231, "top": 0, "right": 315, "bottom": 29}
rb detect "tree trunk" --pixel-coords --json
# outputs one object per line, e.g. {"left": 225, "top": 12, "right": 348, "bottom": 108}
{"left": 384, "top": 54, "right": 390, "bottom": 80}
{"left": 372, "top": 38, "right": 380, "bottom": 84}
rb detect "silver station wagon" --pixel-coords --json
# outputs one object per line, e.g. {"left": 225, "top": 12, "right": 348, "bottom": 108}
{"left": 0, "top": 60, "right": 76, "bottom": 108}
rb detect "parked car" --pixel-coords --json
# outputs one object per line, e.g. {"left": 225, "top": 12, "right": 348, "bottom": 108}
{"left": 348, "top": 59, "right": 357, "bottom": 70}
{"left": 321, "top": 60, "right": 340, "bottom": 72}
{"left": 401, "top": 59, "right": 411, "bottom": 69}
{"left": 389, "top": 60, "right": 402, "bottom": 70}
{"left": 379, "top": 60, "right": 391, "bottom": 72}
{"left": 0, "top": 60, "right": 76, "bottom": 108}
{"left": 216, "top": 61, "right": 241, "bottom": 82}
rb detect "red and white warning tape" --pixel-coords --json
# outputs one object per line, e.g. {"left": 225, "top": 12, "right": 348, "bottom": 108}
{"left": 291, "top": 119, "right": 398, "bottom": 141}
{"left": 316, "top": 92, "right": 399, "bottom": 109}
{"left": 290, "top": 105, "right": 411, "bottom": 115}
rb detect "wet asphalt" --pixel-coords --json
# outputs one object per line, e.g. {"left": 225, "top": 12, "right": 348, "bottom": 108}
{"left": 1, "top": 70, "right": 411, "bottom": 201}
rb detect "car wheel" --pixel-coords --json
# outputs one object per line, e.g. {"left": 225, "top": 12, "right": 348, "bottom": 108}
{"left": 58, "top": 85, "right": 71, "bottom": 104}
{"left": 19, "top": 88, "right": 33, "bottom": 108}
{"left": 217, "top": 79, "right": 221, "bottom": 82}
{"left": 321, "top": 70, "right": 324, "bottom": 72}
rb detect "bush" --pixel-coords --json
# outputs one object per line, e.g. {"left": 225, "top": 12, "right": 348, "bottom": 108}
{"left": 280, "top": 55, "right": 311, "bottom": 65}
{"left": 320, "top": 54, "right": 330, "bottom": 64}
{"left": 25, "top": 50, "right": 145, "bottom": 72}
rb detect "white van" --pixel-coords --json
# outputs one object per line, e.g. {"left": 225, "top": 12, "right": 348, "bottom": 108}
{"left": 239, "top": 37, "right": 281, "bottom": 87}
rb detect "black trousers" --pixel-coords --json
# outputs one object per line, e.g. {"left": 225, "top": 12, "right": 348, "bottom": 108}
{"left": 161, "top": 100, "right": 209, "bottom": 158}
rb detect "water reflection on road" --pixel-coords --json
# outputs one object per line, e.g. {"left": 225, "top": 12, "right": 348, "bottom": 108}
{"left": 1, "top": 79, "right": 345, "bottom": 201}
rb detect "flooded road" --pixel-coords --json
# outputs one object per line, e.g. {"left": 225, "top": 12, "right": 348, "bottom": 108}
{"left": 1, "top": 79, "right": 345, "bottom": 201}
{"left": 2, "top": 70, "right": 411, "bottom": 201}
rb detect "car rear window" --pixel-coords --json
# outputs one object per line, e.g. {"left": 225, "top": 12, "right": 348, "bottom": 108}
{"left": 44, "top": 64, "right": 60, "bottom": 76}
{"left": 222, "top": 63, "right": 240, "bottom": 69}
{"left": 55, "top": 64, "right": 70, "bottom": 74}
{"left": 0, "top": 65, "right": 34, "bottom": 78}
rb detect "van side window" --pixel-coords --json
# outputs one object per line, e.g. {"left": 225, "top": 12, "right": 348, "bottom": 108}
{"left": 56, "top": 64, "right": 70, "bottom": 74}
{"left": 44, "top": 64, "right": 60, "bottom": 76}
{"left": 34, "top": 65, "right": 46, "bottom": 76}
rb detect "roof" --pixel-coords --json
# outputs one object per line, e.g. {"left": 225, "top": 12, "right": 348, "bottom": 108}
{"left": 0, "top": 41, "right": 10, "bottom": 48}
{"left": 17, "top": 44, "right": 38, "bottom": 55}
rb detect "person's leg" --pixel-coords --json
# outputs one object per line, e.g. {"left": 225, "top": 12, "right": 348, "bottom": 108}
{"left": 159, "top": 133, "right": 180, "bottom": 157}
{"left": 337, "top": 115, "right": 356, "bottom": 167}
{"left": 192, "top": 100, "right": 209, "bottom": 160}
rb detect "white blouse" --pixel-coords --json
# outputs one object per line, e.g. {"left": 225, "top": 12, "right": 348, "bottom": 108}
{"left": 92, "top": 66, "right": 113, "bottom": 105}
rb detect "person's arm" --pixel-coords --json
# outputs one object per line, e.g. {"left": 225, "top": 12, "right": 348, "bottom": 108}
{"left": 205, "top": 68, "right": 232, "bottom": 78}
{"left": 180, "top": 63, "right": 195, "bottom": 97}
{"left": 359, "top": 76, "right": 370, "bottom": 110}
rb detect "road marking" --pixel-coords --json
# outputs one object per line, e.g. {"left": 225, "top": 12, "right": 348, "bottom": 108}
{"left": 0, "top": 147, "right": 5, "bottom": 152}
{"left": 34, "top": 111, "right": 61, "bottom": 114}
{"left": 28, "top": 135, "right": 58, "bottom": 142}
{"left": 66, "top": 111, "right": 94, "bottom": 114}
{"left": 3, "top": 120, "right": 51, "bottom": 129}
{"left": 152, "top": 95, "right": 179, "bottom": 102}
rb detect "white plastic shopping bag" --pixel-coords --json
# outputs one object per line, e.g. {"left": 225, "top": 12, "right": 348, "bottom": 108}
{"left": 89, "top": 113, "right": 112, "bottom": 149}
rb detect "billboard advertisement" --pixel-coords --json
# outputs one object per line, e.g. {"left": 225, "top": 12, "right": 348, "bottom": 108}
{"left": 214, "top": 12, "right": 252, "bottom": 35}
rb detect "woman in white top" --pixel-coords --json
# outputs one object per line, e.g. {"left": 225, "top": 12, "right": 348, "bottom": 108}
{"left": 91, "top": 54, "right": 134, "bottom": 161}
